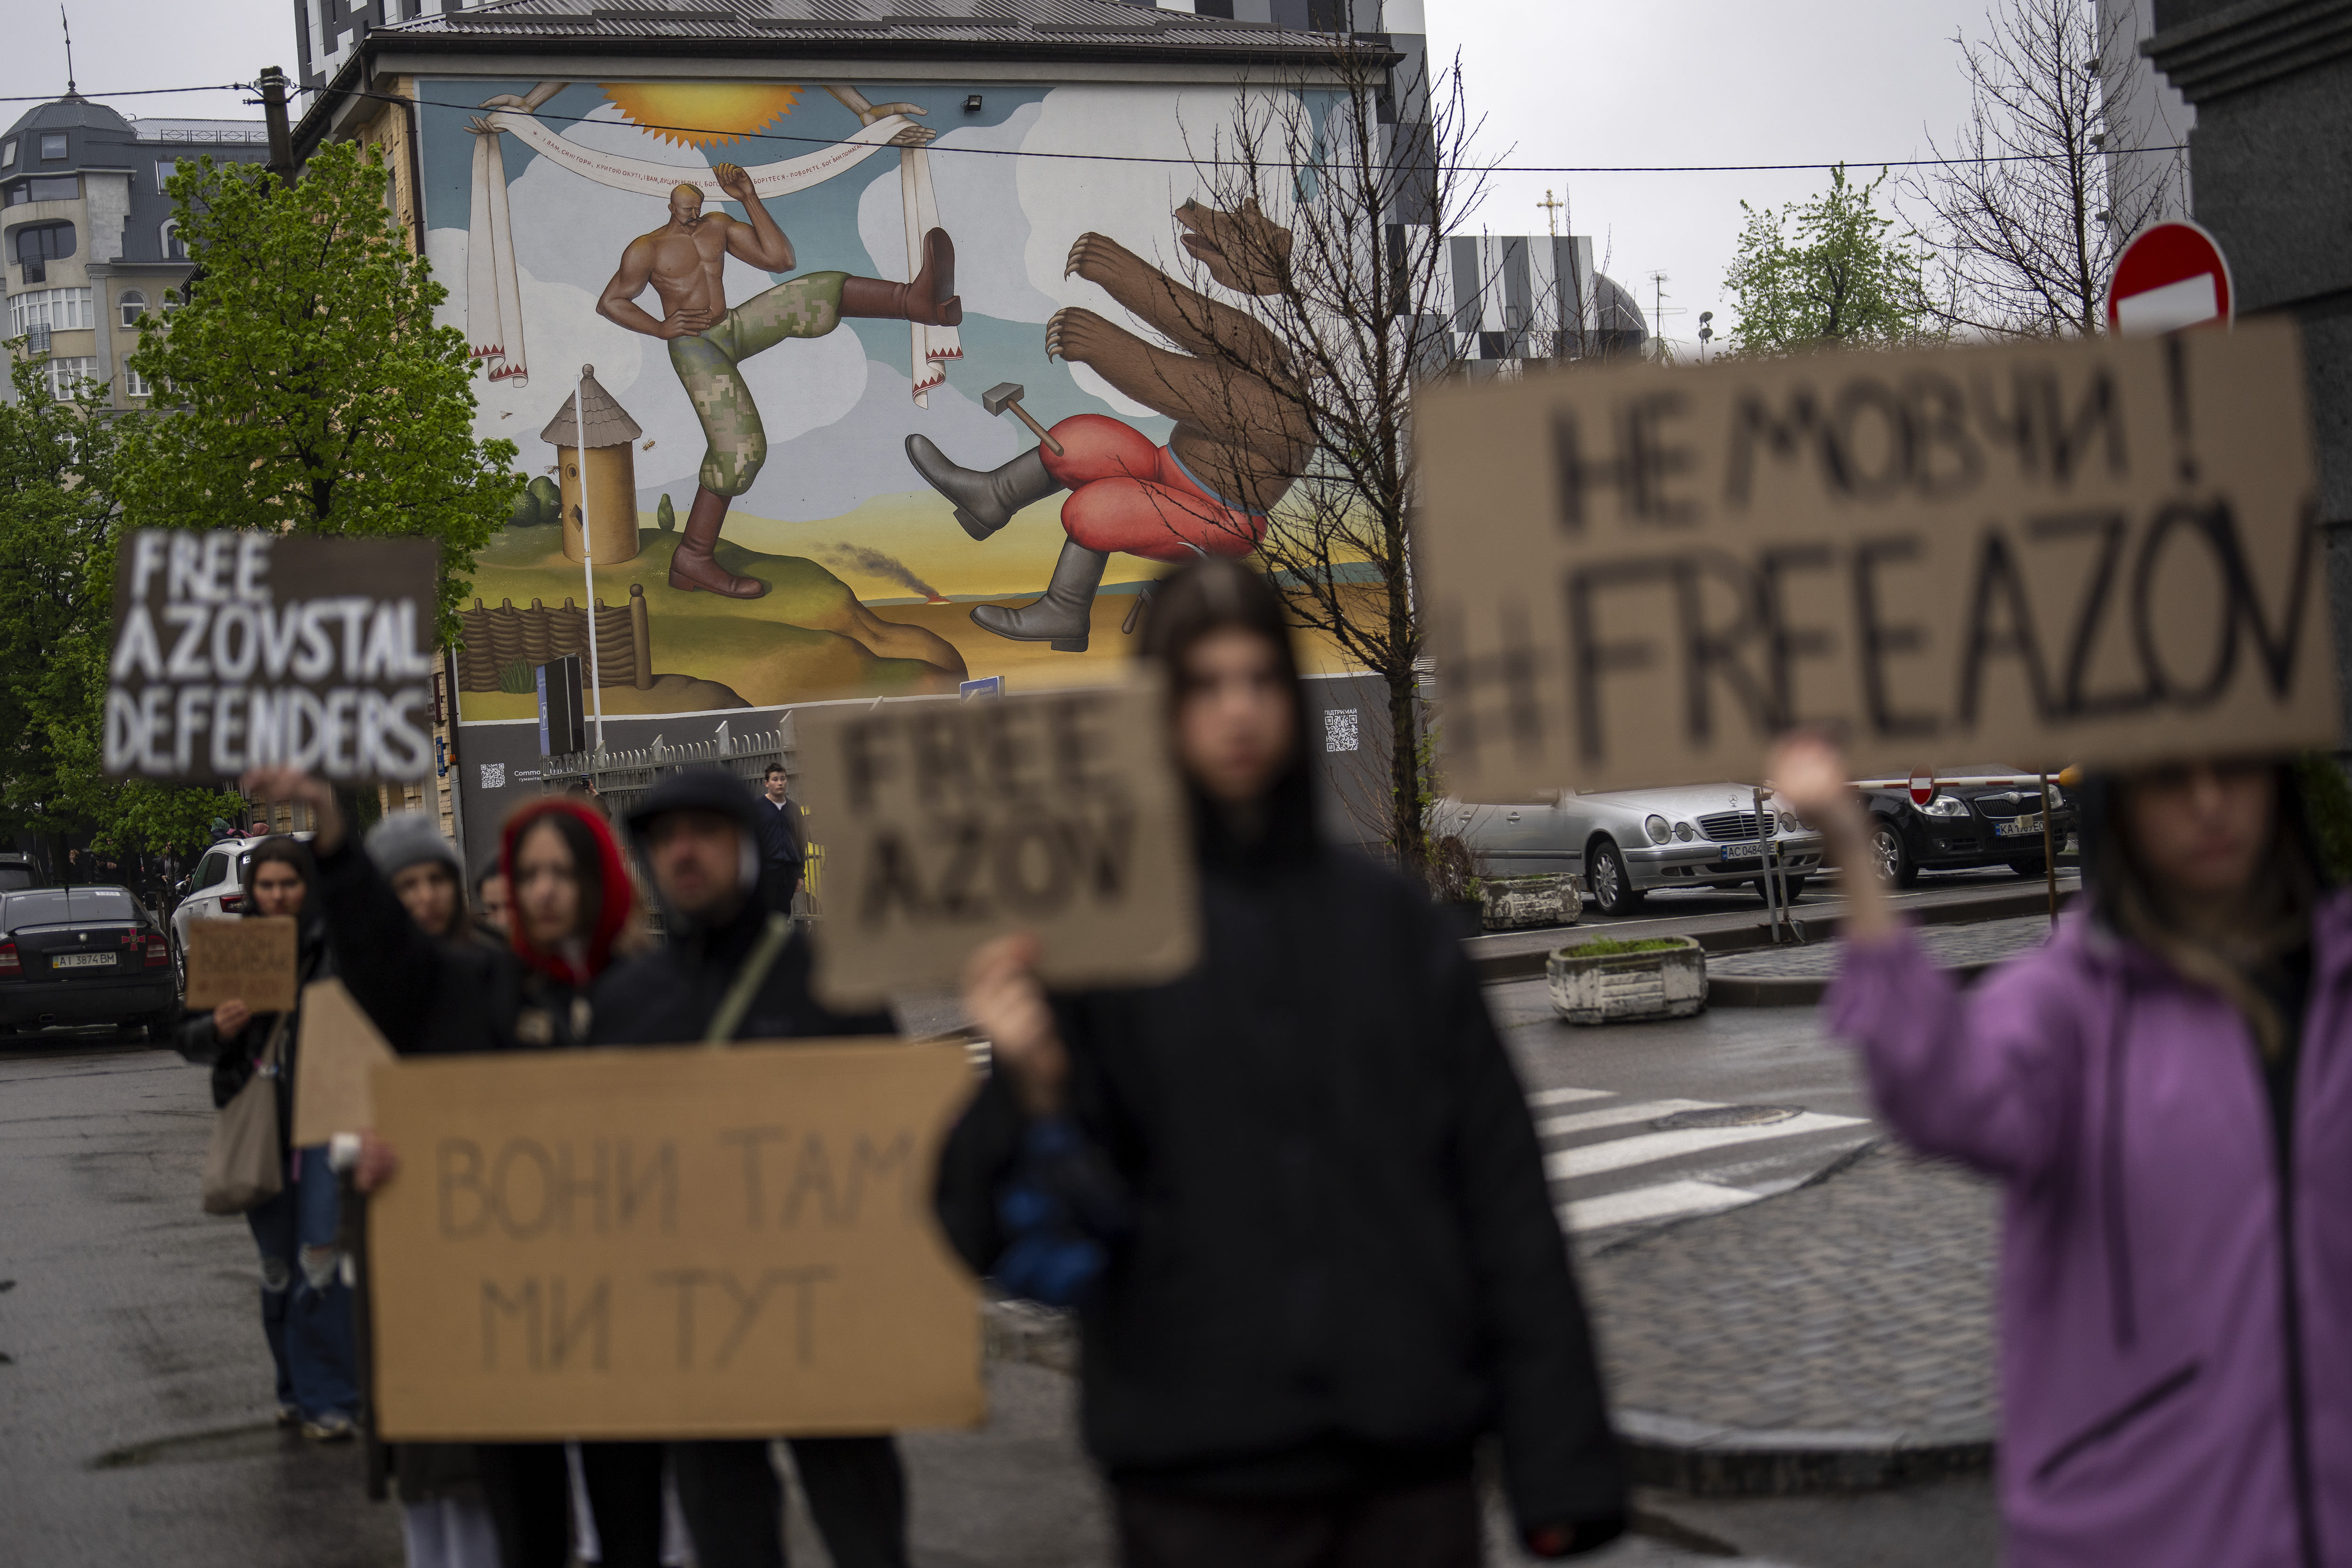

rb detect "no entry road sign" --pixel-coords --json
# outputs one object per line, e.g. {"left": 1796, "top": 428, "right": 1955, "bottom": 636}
{"left": 2108, "top": 220, "right": 2234, "bottom": 335}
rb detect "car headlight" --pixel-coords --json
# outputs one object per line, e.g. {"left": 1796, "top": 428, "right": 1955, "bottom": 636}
{"left": 1674, "top": 822, "right": 1695, "bottom": 841}
{"left": 1918, "top": 794, "right": 1969, "bottom": 818}
{"left": 1645, "top": 815, "right": 1671, "bottom": 845}
{"left": 2045, "top": 783, "right": 2065, "bottom": 809}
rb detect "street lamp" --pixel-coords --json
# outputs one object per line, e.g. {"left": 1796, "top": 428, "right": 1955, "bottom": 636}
{"left": 1698, "top": 310, "right": 1715, "bottom": 363}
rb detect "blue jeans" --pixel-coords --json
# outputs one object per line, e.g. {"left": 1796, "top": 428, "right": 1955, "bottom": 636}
{"left": 245, "top": 1142, "right": 359, "bottom": 1420}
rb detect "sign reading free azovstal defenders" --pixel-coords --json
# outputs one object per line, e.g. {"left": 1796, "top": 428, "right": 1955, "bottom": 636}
{"left": 106, "top": 530, "right": 440, "bottom": 784}
{"left": 368, "top": 1040, "right": 985, "bottom": 1441}
{"left": 1415, "top": 320, "right": 2335, "bottom": 798}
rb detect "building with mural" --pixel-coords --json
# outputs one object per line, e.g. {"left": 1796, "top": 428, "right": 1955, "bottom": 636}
{"left": 292, "top": 0, "right": 1430, "bottom": 855}
{"left": 2, "top": 96, "right": 273, "bottom": 410}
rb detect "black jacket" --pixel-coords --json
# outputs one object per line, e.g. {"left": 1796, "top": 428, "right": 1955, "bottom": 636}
{"left": 314, "top": 836, "right": 594, "bottom": 1056}
{"left": 934, "top": 784, "right": 1624, "bottom": 1539}
{"left": 755, "top": 793, "right": 806, "bottom": 899}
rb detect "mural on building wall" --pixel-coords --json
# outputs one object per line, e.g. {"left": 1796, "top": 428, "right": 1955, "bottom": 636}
{"left": 421, "top": 76, "right": 1347, "bottom": 723}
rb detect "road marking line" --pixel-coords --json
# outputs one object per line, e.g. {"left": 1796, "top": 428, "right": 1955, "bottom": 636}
{"left": 1560, "top": 1180, "right": 1757, "bottom": 1232}
{"left": 1544, "top": 1111, "right": 1867, "bottom": 1180}
{"left": 1537, "top": 1099, "right": 1714, "bottom": 1138}
{"left": 1526, "top": 1086, "right": 1613, "bottom": 1107}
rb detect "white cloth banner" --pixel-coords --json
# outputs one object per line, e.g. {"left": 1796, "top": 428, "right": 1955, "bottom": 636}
{"left": 463, "top": 107, "right": 944, "bottom": 402}
{"left": 900, "top": 146, "right": 961, "bottom": 404}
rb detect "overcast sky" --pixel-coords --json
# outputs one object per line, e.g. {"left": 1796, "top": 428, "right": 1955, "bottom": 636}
{"left": 6, "top": 0, "right": 1991, "bottom": 351}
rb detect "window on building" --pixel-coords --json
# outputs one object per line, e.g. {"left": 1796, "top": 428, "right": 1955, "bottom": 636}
{"left": 40, "top": 135, "right": 68, "bottom": 161}
{"left": 124, "top": 366, "right": 152, "bottom": 399}
{"left": 8, "top": 176, "right": 78, "bottom": 205}
{"left": 1, "top": 140, "right": 16, "bottom": 169}
{"left": 42, "top": 357, "right": 99, "bottom": 402}
{"left": 162, "top": 221, "right": 185, "bottom": 261}
{"left": 12, "top": 221, "right": 75, "bottom": 283}
{"left": 155, "top": 160, "right": 178, "bottom": 194}
{"left": 8, "top": 287, "right": 95, "bottom": 336}
{"left": 118, "top": 290, "right": 147, "bottom": 329}
{"left": 160, "top": 288, "right": 181, "bottom": 313}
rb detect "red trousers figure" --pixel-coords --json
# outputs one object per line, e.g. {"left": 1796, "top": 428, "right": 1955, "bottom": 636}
{"left": 1041, "top": 415, "right": 1265, "bottom": 562}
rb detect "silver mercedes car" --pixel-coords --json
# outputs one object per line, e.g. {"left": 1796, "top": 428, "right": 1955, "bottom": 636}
{"left": 1430, "top": 784, "right": 1827, "bottom": 915}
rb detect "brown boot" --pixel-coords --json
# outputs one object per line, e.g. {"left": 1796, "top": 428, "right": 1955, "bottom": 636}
{"left": 668, "top": 486, "right": 767, "bottom": 599}
{"left": 839, "top": 228, "right": 962, "bottom": 326}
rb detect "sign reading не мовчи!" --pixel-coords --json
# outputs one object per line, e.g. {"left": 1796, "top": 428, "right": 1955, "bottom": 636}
{"left": 105, "top": 531, "right": 440, "bottom": 784}
{"left": 1413, "top": 320, "right": 2338, "bottom": 798}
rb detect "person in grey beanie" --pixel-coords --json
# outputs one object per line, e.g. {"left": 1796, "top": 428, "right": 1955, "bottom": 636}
{"left": 365, "top": 814, "right": 470, "bottom": 944}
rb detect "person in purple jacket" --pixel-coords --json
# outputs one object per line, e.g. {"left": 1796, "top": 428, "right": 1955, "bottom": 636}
{"left": 1771, "top": 736, "right": 2347, "bottom": 1568}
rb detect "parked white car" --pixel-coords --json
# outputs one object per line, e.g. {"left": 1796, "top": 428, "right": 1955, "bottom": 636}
{"left": 1430, "top": 785, "right": 1825, "bottom": 916}
{"left": 169, "top": 833, "right": 314, "bottom": 989}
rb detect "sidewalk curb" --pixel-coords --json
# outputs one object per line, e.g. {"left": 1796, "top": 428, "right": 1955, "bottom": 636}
{"left": 1614, "top": 1408, "right": 1994, "bottom": 1496}
{"left": 1471, "top": 886, "right": 2075, "bottom": 990}
{"left": 1705, "top": 958, "right": 2007, "bottom": 1008}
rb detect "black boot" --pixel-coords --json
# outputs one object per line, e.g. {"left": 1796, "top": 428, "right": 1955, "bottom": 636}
{"left": 905, "top": 436, "right": 1064, "bottom": 541}
{"left": 972, "top": 538, "right": 1109, "bottom": 652}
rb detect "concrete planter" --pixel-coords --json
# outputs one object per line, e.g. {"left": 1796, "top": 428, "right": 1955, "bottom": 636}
{"left": 1480, "top": 874, "right": 1583, "bottom": 932}
{"left": 1548, "top": 936, "right": 1708, "bottom": 1024}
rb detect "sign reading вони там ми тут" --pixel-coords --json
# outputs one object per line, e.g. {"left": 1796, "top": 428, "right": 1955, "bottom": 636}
{"left": 105, "top": 531, "right": 439, "bottom": 784}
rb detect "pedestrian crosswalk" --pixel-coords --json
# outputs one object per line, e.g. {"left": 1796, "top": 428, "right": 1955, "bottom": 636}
{"left": 1531, "top": 1087, "right": 1870, "bottom": 1236}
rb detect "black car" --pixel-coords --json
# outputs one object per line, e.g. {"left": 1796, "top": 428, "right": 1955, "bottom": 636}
{"left": 1855, "top": 767, "right": 2078, "bottom": 887}
{"left": 0, "top": 886, "right": 178, "bottom": 1034}
{"left": 0, "top": 854, "right": 37, "bottom": 891}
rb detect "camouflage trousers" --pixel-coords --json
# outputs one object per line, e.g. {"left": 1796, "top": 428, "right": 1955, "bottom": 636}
{"left": 667, "top": 271, "right": 847, "bottom": 498}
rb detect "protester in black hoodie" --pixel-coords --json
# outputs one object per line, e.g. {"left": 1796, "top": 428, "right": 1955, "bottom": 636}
{"left": 936, "top": 558, "right": 1626, "bottom": 1567}
{"left": 175, "top": 835, "right": 360, "bottom": 1441}
{"left": 582, "top": 765, "right": 909, "bottom": 1568}
{"left": 240, "top": 768, "right": 644, "bottom": 1568}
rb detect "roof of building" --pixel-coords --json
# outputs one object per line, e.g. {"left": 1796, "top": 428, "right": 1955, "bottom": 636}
{"left": 376, "top": 0, "right": 1388, "bottom": 54}
{"left": 4, "top": 93, "right": 135, "bottom": 143}
{"left": 541, "top": 366, "right": 644, "bottom": 448}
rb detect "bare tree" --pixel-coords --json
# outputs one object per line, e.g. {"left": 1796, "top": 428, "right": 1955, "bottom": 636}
{"left": 1904, "top": 0, "right": 2186, "bottom": 338}
{"left": 1039, "top": 41, "right": 1493, "bottom": 879}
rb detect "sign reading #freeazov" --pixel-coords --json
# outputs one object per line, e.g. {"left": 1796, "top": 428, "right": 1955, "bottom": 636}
{"left": 1415, "top": 321, "right": 2334, "bottom": 797}
{"left": 106, "top": 531, "right": 440, "bottom": 784}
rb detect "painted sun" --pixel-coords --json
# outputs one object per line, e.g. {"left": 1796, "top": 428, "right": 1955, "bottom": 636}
{"left": 599, "top": 82, "right": 805, "bottom": 150}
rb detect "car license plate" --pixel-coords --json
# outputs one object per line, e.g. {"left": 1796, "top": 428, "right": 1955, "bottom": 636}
{"left": 1719, "top": 841, "right": 1763, "bottom": 861}
{"left": 53, "top": 952, "right": 113, "bottom": 970}
{"left": 1996, "top": 815, "right": 2044, "bottom": 838}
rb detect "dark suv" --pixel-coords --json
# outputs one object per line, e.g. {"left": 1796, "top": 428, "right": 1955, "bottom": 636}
{"left": 0, "top": 886, "right": 177, "bottom": 1034}
{"left": 1856, "top": 767, "right": 2077, "bottom": 887}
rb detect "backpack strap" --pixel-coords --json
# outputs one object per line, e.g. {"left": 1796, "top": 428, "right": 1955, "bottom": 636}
{"left": 704, "top": 913, "right": 795, "bottom": 1047}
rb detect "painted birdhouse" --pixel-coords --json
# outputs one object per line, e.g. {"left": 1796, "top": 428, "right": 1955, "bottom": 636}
{"left": 541, "top": 365, "right": 643, "bottom": 567}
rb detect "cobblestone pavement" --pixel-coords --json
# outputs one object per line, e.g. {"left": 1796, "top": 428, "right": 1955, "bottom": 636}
{"left": 1581, "top": 1145, "right": 1996, "bottom": 1441}
{"left": 1707, "top": 916, "right": 2053, "bottom": 982}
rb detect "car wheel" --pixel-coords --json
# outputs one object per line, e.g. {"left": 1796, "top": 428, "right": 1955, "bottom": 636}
{"left": 1757, "top": 875, "right": 1809, "bottom": 904}
{"left": 171, "top": 932, "right": 188, "bottom": 994}
{"left": 1870, "top": 821, "right": 1919, "bottom": 888}
{"left": 1587, "top": 839, "right": 1645, "bottom": 915}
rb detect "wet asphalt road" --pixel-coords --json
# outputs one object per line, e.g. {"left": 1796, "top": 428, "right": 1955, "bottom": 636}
{"left": 0, "top": 1034, "right": 405, "bottom": 1568}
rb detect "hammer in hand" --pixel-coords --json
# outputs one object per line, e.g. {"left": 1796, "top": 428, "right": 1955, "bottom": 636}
{"left": 982, "top": 382, "right": 1065, "bottom": 456}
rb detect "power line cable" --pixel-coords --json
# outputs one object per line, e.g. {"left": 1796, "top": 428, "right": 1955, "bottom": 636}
{"left": 0, "top": 79, "right": 2190, "bottom": 174}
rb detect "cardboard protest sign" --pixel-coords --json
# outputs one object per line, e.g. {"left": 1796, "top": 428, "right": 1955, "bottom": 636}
{"left": 290, "top": 978, "right": 397, "bottom": 1147}
{"left": 366, "top": 1039, "right": 985, "bottom": 1441}
{"left": 1414, "top": 321, "right": 2334, "bottom": 797}
{"left": 796, "top": 674, "right": 1198, "bottom": 1008}
{"left": 105, "top": 530, "right": 440, "bottom": 784}
{"left": 182, "top": 917, "right": 298, "bottom": 1013}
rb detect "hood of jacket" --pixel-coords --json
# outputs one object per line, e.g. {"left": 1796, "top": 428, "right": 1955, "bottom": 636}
{"left": 500, "top": 798, "right": 634, "bottom": 989}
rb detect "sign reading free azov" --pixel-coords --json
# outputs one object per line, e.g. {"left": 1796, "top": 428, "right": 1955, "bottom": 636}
{"left": 1415, "top": 321, "right": 2335, "bottom": 796}
{"left": 106, "top": 531, "right": 440, "bottom": 784}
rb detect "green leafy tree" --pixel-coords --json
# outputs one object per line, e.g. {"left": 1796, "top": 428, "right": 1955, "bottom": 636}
{"left": 1721, "top": 166, "right": 1942, "bottom": 356}
{"left": 0, "top": 357, "right": 238, "bottom": 854}
{"left": 117, "top": 140, "right": 520, "bottom": 646}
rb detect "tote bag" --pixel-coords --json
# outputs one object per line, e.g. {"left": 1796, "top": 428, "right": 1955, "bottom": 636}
{"left": 200, "top": 1015, "right": 289, "bottom": 1216}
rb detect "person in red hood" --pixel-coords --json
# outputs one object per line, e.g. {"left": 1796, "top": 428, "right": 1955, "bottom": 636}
{"left": 240, "top": 768, "right": 645, "bottom": 1568}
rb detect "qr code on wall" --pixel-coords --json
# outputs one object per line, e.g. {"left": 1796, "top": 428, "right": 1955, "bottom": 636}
{"left": 1324, "top": 708, "right": 1360, "bottom": 753}
{"left": 479, "top": 763, "right": 507, "bottom": 790}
